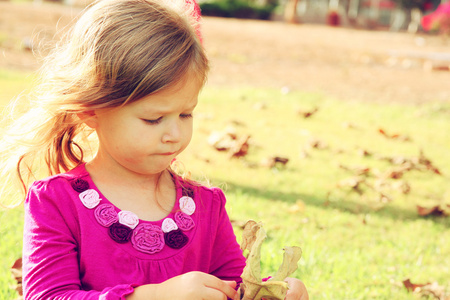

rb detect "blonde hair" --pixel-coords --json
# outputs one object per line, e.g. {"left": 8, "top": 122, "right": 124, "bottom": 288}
{"left": 0, "top": 0, "right": 208, "bottom": 206}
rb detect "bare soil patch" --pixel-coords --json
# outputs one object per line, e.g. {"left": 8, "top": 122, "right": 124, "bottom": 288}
{"left": 1, "top": 2, "right": 449, "bottom": 103}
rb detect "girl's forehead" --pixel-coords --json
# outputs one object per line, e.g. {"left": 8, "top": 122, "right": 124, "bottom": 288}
{"left": 132, "top": 77, "right": 202, "bottom": 111}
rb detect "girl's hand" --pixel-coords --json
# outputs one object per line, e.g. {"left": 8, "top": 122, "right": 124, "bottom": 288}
{"left": 284, "top": 277, "right": 309, "bottom": 300}
{"left": 127, "top": 271, "right": 238, "bottom": 300}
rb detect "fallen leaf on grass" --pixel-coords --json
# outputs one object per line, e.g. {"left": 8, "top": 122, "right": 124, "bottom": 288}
{"left": 416, "top": 204, "right": 450, "bottom": 217}
{"left": 288, "top": 200, "right": 306, "bottom": 214}
{"left": 296, "top": 107, "right": 319, "bottom": 118}
{"left": 403, "top": 278, "right": 431, "bottom": 292}
{"left": 337, "top": 176, "right": 368, "bottom": 194}
{"left": 306, "top": 138, "right": 328, "bottom": 150}
{"left": 339, "top": 164, "right": 371, "bottom": 177}
{"left": 378, "top": 128, "right": 411, "bottom": 141}
{"left": 260, "top": 156, "right": 289, "bottom": 168}
{"left": 383, "top": 167, "right": 407, "bottom": 179}
{"left": 11, "top": 258, "right": 22, "bottom": 296}
{"left": 229, "top": 135, "right": 251, "bottom": 158}
{"left": 208, "top": 130, "right": 236, "bottom": 151}
{"left": 417, "top": 150, "right": 442, "bottom": 175}
{"left": 239, "top": 221, "right": 302, "bottom": 300}
{"left": 392, "top": 181, "right": 411, "bottom": 194}
{"left": 356, "top": 148, "right": 372, "bottom": 157}
{"left": 376, "top": 151, "right": 442, "bottom": 176}
{"left": 403, "top": 279, "right": 450, "bottom": 299}
{"left": 208, "top": 129, "right": 251, "bottom": 159}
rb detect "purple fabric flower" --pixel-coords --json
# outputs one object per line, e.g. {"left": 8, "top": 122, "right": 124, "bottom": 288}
{"left": 174, "top": 211, "right": 195, "bottom": 231}
{"left": 164, "top": 229, "right": 188, "bottom": 249}
{"left": 109, "top": 222, "right": 132, "bottom": 244}
{"left": 131, "top": 224, "right": 165, "bottom": 254}
{"left": 71, "top": 178, "right": 89, "bottom": 193}
{"left": 182, "top": 187, "right": 194, "bottom": 198}
{"left": 95, "top": 204, "right": 118, "bottom": 227}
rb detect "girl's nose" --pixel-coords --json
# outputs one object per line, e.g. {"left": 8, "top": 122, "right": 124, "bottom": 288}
{"left": 162, "top": 120, "right": 181, "bottom": 143}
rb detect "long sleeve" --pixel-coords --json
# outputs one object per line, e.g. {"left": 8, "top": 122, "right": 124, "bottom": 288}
{"left": 208, "top": 188, "right": 246, "bottom": 284}
{"left": 22, "top": 181, "right": 134, "bottom": 300}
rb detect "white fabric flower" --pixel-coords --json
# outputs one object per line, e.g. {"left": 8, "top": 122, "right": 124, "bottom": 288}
{"left": 118, "top": 210, "right": 139, "bottom": 229}
{"left": 179, "top": 196, "right": 196, "bottom": 215}
{"left": 161, "top": 218, "right": 179, "bottom": 233}
{"left": 79, "top": 189, "right": 101, "bottom": 209}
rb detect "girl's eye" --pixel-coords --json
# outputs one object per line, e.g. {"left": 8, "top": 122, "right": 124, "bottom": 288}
{"left": 180, "top": 113, "right": 193, "bottom": 119}
{"left": 143, "top": 117, "right": 163, "bottom": 125}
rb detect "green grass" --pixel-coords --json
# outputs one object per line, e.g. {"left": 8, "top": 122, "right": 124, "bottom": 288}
{"left": 1, "top": 70, "right": 449, "bottom": 299}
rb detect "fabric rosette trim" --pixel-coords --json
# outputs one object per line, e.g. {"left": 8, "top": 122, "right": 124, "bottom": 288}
{"left": 71, "top": 178, "right": 196, "bottom": 254}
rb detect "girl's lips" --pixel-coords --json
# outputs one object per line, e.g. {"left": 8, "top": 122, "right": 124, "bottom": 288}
{"left": 159, "top": 152, "right": 176, "bottom": 156}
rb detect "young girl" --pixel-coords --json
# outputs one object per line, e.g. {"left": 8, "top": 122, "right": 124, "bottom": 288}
{"left": 1, "top": 0, "right": 308, "bottom": 299}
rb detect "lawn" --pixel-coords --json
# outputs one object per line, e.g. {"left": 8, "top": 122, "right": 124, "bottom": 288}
{"left": 1, "top": 69, "right": 449, "bottom": 299}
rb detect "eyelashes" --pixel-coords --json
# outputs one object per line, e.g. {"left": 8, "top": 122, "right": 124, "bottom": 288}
{"left": 143, "top": 114, "right": 193, "bottom": 125}
{"left": 180, "top": 113, "right": 193, "bottom": 120}
{"left": 143, "top": 117, "right": 163, "bottom": 125}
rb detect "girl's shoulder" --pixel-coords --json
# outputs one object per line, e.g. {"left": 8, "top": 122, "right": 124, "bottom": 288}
{"left": 28, "top": 164, "right": 88, "bottom": 195}
{"left": 175, "top": 175, "right": 228, "bottom": 208}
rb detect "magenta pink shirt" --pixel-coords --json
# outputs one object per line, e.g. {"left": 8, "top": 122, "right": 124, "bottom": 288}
{"left": 22, "top": 164, "right": 246, "bottom": 299}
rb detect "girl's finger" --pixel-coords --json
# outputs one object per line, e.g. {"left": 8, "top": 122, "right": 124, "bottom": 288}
{"left": 204, "top": 277, "right": 237, "bottom": 299}
{"left": 223, "top": 280, "right": 237, "bottom": 289}
{"left": 203, "top": 287, "right": 228, "bottom": 300}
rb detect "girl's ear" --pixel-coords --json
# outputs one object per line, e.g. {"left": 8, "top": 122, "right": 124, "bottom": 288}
{"left": 77, "top": 111, "right": 98, "bottom": 129}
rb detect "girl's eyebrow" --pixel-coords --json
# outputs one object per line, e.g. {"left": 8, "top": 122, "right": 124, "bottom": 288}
{"left": 140, "top": 100, "right": 198, "bottom": 115}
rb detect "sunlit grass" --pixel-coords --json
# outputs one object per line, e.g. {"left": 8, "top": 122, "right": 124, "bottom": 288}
{"left": 1, "top": 70, "right": 449, "bottom": 299}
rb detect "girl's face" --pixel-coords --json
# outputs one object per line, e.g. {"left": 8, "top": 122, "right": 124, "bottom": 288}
{"left": 90, "top": 75, "right": 202, "bottom": 177}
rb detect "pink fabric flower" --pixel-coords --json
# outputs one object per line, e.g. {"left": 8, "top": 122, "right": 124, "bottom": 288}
{"left": 131, "top": 224, "right": 165, "bottom": 254}
{"left": 174, "top": 211, "right": 195, "bottom": 231}
{"left": 94, "top": 204, "right": 118, "bottom": 227}
{"left": 79, "top": 189, "right": 101, "bottom": 209}
{"left": 118, "top": 211, "right": 139, "bottom": 229}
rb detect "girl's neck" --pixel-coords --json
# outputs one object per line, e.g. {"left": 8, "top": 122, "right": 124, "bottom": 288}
{"left": 86, "top": 158, "right": 164, "bottom": 190}
{"left": 85, "top": 159, "right": 176, "bottom": 221}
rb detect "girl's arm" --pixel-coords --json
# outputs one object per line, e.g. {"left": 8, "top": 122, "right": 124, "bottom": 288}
{"left": 22, "top": 181, "right": 134, "bottom": 300}
{"left": 208, "top": 188, "right": 247, "bottom": 283}
{"left": 126, "top": 272, "right": 238, "bottom": 300}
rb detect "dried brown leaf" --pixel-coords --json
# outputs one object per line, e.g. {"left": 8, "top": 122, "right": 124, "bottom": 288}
{"left": 418, "top": 150, "right": 442, "bottom": 175}
{"left": 272, "top": 246, "right": 303, "bottom": 282}
{"left": 403, "top": 279, "right": 450, "bottom": 299}
{"left": 403, "top": 278, "right": 430, "bottom": 292}
{"left": 238, "top": 221, "right": 302, "bottom": 300}
{"left": 307, "top": 139, "right": 328, "bottom": 150}
{"left": 378, "top": 128, "right": 411, "bottom": 141}
{"left": 339, "top": 164, "right": 371, "bottom": 176}
{"left": 240, "top": 220, "right": 259, "bottom": 255}
{"left": 296, "top": 107, "right": 319, "bottom": 118}
{"left": 11, "top": 257, "right": 23, "bottom": 296}
{"left": 229, "top": 135, "right": 251, "bottom": 159}
{"left": 417, "top": 204, "right": 450, "bottom": 217}
{"left": 260, "top": 156, "right": 289, "bottom": 168}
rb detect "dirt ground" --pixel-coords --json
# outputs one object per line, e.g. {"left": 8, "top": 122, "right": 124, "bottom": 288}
{"left": 1, "top": 1, "right": 450, "bottom": 104}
